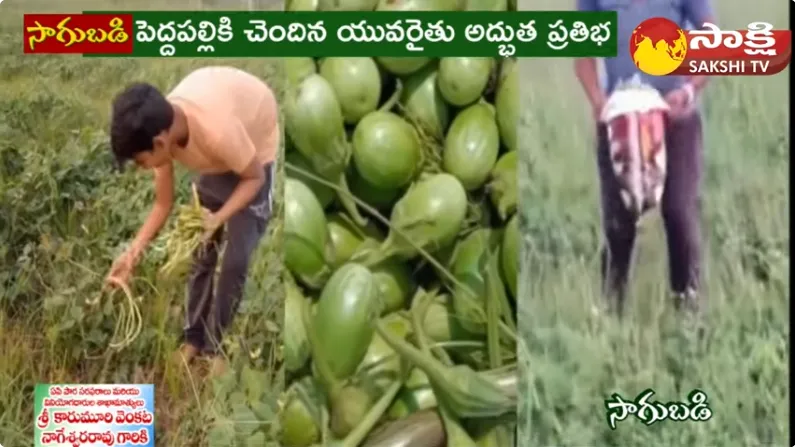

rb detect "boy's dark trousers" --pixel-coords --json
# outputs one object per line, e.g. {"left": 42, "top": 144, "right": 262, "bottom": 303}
{"left": 183, "top": 162, "right": 274, "bottom": 354}
{"left": 596, "top": 113, "right": 704, "bottom": 315}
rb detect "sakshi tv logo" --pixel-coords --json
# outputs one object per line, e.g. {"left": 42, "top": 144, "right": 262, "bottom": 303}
{"left": 630, "top": 17, "right": 791, "bottom": 76}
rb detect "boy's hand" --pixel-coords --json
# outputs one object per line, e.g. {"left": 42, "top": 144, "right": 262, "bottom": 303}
{"left": 106, "top": 251, "right": 135, "bottom": 288}
{"left": 664, "top": 83, "right": 696, "bottom": 119}
{"left": 591, "top": 95, "right": 607, "bottom": 123}
{"left": 201, "top": 208, "right": 222, "bottom": 244}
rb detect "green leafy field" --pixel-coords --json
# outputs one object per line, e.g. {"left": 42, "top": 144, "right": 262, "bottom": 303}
{"left": 518, "top": 0, "right": 789, "bottom": 445}
{"left": 0, "top": 1, "right": 285, "bottom": 446}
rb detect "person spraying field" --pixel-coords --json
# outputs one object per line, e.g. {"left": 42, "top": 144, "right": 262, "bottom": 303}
{"left": 105, "top": 66, "right": 279, "bottom": 376}
{"left": 575, "top": 0, "right": 715, "bottom": 318}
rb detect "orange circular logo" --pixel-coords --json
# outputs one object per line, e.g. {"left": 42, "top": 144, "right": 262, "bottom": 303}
{"left": 630, "top": 17, "right": 688, "bottom": 76}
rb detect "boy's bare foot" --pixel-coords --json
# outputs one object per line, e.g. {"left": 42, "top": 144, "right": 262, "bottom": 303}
{"left": 208, "top": 356, "right": 228, "bottom": 378}
{"left": 173, "top": 343, "right": 200, "bottom": 367}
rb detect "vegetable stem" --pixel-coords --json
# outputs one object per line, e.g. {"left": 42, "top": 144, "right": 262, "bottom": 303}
{"left": 336, "top": 173, "right": 369, "bottom": 227}
{"left": 377, "top": 78, "right": 403, "bottom": 113}
{"left": 485, "top": 251, "right": 502, "bottom": 369}
{"left": 338, "top": 377, "right": 404, "bottom": 447}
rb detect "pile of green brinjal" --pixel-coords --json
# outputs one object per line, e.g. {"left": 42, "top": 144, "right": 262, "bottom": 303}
{"left": 280, "top": 2, "right": 519, "bottom": 446}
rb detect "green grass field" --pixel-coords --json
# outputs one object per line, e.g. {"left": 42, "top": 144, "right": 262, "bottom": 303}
{"left": 0, "top": 1, "right": 285, "bottom": 446}
{"left": 517, "top": 0, "right": 789, "bottom": 445}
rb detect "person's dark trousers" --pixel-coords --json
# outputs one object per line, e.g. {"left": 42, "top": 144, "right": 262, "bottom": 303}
{"left": 596, "top": 113, "right": 704, "bottom": 316}
{"left": 182, "top": 162, "right": 273, "bottom": 354}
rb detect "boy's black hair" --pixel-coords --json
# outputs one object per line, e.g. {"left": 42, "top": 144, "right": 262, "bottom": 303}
{"left": 110, "top": 82, "right": 174, "bottom": 169}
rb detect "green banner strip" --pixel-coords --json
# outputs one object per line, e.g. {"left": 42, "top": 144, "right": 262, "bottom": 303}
{"left": 82, "top": 11, "right": 617, "bottom": 58}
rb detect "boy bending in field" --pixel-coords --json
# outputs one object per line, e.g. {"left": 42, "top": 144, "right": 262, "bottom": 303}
{"left": 106, "top": 66, "right": 279, "bottom": 376}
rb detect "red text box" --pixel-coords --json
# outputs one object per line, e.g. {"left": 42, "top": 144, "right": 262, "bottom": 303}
{"left": 23, "top": 14, "right": 133, "bottom": 54}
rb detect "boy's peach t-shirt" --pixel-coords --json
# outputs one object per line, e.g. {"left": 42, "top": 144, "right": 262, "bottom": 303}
{"left": 166, "top": 66, "right": 279, "bottom": 175}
